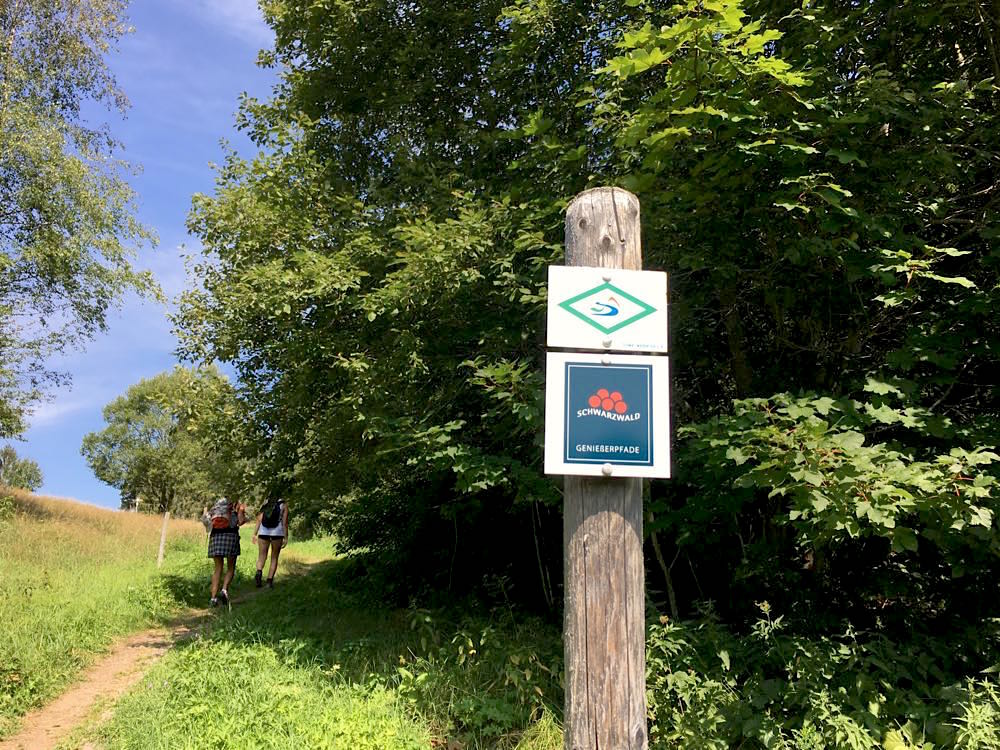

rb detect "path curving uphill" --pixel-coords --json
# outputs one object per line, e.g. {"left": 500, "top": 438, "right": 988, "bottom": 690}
{"left": 0, "top": 593, "right": 258, "bottom": 750}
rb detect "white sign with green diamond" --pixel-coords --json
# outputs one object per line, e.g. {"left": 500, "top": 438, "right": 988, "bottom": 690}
{"left": 547, "top": 265, "right": 669, "bottom": 352}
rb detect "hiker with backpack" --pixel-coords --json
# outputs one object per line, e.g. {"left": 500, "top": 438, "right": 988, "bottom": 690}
{"left": 207, "top": 497, "right": 247, "bottom": 607}
{"left": 252, "top": 495, "right": 289, "bottom": 588}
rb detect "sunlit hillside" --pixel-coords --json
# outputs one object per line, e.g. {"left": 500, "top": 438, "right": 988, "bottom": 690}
{"left": 1, "top": 486, "right": 204, "bottom": 557}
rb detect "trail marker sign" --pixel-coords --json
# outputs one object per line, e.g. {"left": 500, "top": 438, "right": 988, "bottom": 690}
{"left": 544, "top": 351, "right": 671, "bottom": 478}
{"left": 547, "top": 265, "right": 668, "bottom": 353}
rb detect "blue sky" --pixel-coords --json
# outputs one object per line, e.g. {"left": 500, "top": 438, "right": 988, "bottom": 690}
{"left": 16, "top": 1, "right": 276, "bottom": 509}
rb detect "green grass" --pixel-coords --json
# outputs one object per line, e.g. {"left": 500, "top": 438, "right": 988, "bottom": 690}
{"left": 84, "top": 556, "right": 564, "bottom": 749}
{"left": 93, "top": 643, "right": 430, "bottom": 750}
{"left": 2, "top": 490, "right": 563, "bottom": 749}
{"left": 0, "top": 490, "right": 341, "bottom": 741}
{"left": 273, "top": 535, "right": 337, "bottom": 562}
{"left": 0, "top": 490, "right": 209, "bottom": 739}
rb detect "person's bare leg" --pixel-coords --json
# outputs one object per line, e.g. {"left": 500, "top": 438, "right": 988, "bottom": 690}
{"left": 210, "top": 558, "right": 224, "bottom": 598}
{"left": 256, "top": 536, "right": 269, "bottom": 574}
{"left": 267, "top": 539, "right": 282, "bottom": 582}
{"left": 222, "top": 555, "right": 237, "bottom": 593}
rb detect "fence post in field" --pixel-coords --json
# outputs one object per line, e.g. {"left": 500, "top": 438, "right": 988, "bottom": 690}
{"left": 157, "top": 510, "right": 170, "bottom": 567}
{"left": 563, "top": 187, "right": 647, "bottom": 750}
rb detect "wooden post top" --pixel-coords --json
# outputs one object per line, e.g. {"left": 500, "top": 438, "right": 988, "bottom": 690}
{"left": 564, "top": 187, "right": 642, "bottom": 271}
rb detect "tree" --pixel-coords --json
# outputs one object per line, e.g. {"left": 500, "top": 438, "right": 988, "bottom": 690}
{"left": 181, "top": 0, "right": 1000, "bottom": 614}
{"left": 0, "top": 445, "right": 42, "bottom": 491}
{"left": 81, "top": 367, "right": 246, "bottom": 518}
{"left": 177, "top": 0, "right": 583, "bottom": 602}
{"left": 175, "top": 0, "right": 1000, "bottom": 742}
{"left": 0, "top": 0, "right": 156, "bottom": 437}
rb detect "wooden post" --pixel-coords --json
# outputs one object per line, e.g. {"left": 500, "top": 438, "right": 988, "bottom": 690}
{"left": 563, "top": 187, "right": 647, "bottom": 750}
{"left": 157, "top": 510, "right": 170, "bottom": 568}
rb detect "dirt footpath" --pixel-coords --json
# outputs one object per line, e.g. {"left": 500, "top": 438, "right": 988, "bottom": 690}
{"left": 0, "top": 593, "right": 255, "bottom": 750}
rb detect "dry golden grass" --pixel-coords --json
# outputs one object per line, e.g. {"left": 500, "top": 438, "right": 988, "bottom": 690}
{"left": 2, "top": 485, "right": 203, "bottom": 561}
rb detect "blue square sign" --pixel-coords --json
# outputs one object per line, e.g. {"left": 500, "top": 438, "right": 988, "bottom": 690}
{"left": 544, "top": 351, "right": 670, "bottom": 478}
{"left": 565, "top": 362, "right": 652, "bottom": 465}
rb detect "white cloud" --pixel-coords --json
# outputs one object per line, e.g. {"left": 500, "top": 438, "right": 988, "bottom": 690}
{"left": 29, "top": 398, "right": 92, "bottom": 428}
{"left": 180, "top": 0, "right": 274, "bottom": 47}
{"left": 24, "top": 281, "right": 182, "bottom": 432}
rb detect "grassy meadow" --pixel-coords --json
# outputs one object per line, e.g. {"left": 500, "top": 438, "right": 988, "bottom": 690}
{"left": 0, "top": 489, "right": 565, "bottom": 749}
{"left": 81, "top": 554, "right": 564, "bottom": 750}
{"left": 0, "top": 488, "right": 206, "bottom": 738}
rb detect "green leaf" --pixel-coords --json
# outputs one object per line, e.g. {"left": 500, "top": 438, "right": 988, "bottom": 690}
{"left": 970, "top": 506, "right": 994, "bottom": 528}
{"left": 785, "top": 403, "right": 815, "bottom": 419}
{"left": 803, "top": 471, "right": 824, "bottom": 487}
{"left": 813, "top": 397, "right": 836, "bottom": 415}
{"left": 718, "top": 649, "right": 731, "bottom": 671}
{"left": 865, "top": 404, "right": 902, "bottom": 424}
{"left": 672, "top": 105, "right": 731, "bottom": 120}
{"left": 923, "top": 273, "right": 976, "bottom": 288}
{"left": 864, "top": 378, "right": 903, "bottom": 396}
{"left": 626, "top": 46, "right": 670, "bottom": 75}
{"left": 811, "top": 492, "right": 830, "bottom": 511}
{"left": 780, "top": 142, "right": 819, "bottom": 154}
{"left": 830, "top": 432, "right": 865, "bottom": 451}
{"left": 826, "top": 149, "right": 867, "bottom": 166}
{"left": 893, "top": 527, "right": 919, "bottom": 552}
{"left": 726, "top": 446, "right": 750, "bottom": 465}
{"left": 774, "top": 201, "right": 810, "bottom": 214}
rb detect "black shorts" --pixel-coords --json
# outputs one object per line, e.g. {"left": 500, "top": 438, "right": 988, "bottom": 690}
{"left": 258, "top": 534, "right": 283, "bottom": 541}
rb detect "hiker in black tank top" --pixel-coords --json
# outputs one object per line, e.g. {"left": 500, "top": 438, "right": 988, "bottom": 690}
{"left": 253, "top": 497, "right": 289, "bottom": 589}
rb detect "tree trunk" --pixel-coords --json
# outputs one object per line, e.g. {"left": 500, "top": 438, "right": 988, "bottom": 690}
{"left": 718, "top": 286, "right": 753, "bottom": 397}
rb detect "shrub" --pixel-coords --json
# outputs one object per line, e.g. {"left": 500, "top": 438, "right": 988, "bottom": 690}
{"left": 645, "top": 602, "right": 1000, "bottom": 749}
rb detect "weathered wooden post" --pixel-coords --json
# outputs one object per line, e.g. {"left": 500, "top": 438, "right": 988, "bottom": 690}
{"left": 544, "top": 186, "right": 669, "bottom": 748}
{"left": 157, "top": 510, "right": 170, "bottom": 568}
{"left": 561, "top": 187, "right": 648, "bottom": 750}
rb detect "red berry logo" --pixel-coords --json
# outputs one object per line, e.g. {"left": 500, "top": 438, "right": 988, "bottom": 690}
{"left": 588, "top": 388, "right": 627, "bottom": 414}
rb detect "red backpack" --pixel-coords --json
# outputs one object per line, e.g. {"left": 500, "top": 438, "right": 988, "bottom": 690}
{"left": 209, "top": 499, "right": 232, "bottom": 529}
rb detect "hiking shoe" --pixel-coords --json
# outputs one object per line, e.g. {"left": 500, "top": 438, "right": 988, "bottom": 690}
{"left": 210, "top": 597, "right": 218, "bottom": 608}
{"left": 255, "top": 570, "right": 263, "bottom": 588}
{"left": 219, "top": 590, "right": 229, "bottom": 606}
{"left": 267, "top": 577, "right": 274, "bottom": 589}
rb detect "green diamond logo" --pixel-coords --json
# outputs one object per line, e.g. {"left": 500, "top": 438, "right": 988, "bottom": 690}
{"left": 558, "top": 282, "right": 657, "bottom": 335}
